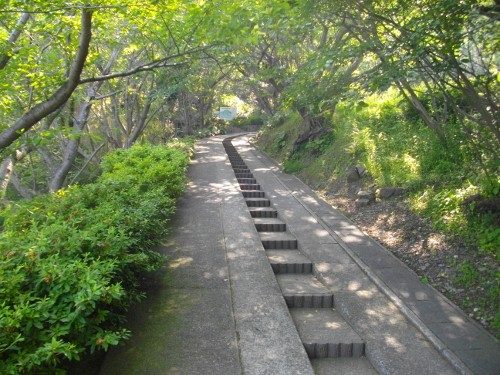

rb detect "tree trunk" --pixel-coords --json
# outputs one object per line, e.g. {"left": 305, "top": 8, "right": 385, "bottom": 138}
{"left": 0, "top": 10, "right": 93, "bottom": 150}
{"left": 9, "top": 172, "right": 36, "bottom": 199}
{"left": 126, "top": 95, "right": 153, "bottom": 148}
{"left": 48, "top": 98, "right": 92, "bottom": 191}
{"left": 0, "top": 157, "right": 14, "bottom": 204}
{"left": 395, "top": 78, "right": 447, "bottom": 143}
{"left": 0, "top": 12, "right": 30, "bottom": 70}
{"left": 49, "top": 49, "right": 120, "bottom": 191}
{"left": 294, "top": 107, "right": 329, "bottom": 146}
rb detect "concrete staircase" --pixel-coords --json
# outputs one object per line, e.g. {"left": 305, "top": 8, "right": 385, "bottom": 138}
{"left": 223, "top": 137, "right": 378, "bottom": 374}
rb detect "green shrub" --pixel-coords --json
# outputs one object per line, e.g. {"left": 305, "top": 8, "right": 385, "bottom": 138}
{"left": 231, "top": 112, "right": 266, "bottom": 127}
{"left": 0, "top": 143, "right": 190, "bottom": 374}
{"left": 454, "top": 261, "right": 481, "bottom": 287}
{"left": 283, "top": 158, "right": 304, "bottom": 173}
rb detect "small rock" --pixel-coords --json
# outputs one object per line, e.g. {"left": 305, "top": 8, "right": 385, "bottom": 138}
{"left": 420, "top": 263, "right": 430, "bottom": 271}
{"left": 348, "top": 185, "right": 361, "bottom": 195}
{"left": 357, "top": 190, "right": 376, "bottom": 203}
{"left": 377, "top": 187, "right": 406, "bottom": 199}
{"left": 346, "top": 167, "right": 361, "bottom": 183}
{"left": 378, "top": 187, "right": 396, "bottom": 199}
{"left": 356, "top": 165, "right": 367, "bottom": 177}
{"left": 393, "top": 187, "right": 405, "bottom": 196}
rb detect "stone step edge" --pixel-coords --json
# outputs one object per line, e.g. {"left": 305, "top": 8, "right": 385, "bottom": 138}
{"left": 255, "top": 222, "right": 286, "bottom": 232}
{"left": 271, "top": 263, "right": 313, "bottom": 274}
{"left": 303, "top": 342, "right": 365, "bottom": 359}
{"left": 283, "top": 294, "right": 334, "bottom": 308}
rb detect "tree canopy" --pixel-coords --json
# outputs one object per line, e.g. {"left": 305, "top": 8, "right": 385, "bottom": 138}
{"left": 0, "top": 0, "right": 498, "bottom": 194}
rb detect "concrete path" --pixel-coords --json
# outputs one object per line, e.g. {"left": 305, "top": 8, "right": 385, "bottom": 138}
{"left": 100, "top": 134, "right": 500, "bottom": 375}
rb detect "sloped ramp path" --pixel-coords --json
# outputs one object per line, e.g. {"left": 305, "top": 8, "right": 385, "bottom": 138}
{"left": 100, "top": 134, "right": 499, "bottom": 375}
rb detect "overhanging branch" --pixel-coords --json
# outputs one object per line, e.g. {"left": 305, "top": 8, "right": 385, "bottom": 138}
{"left": 78, "top": 45, "right": 210, "bottom": 85}
{"left": 0, "top": 9, "right": 92, "bottom": 150}
{"left": 79, "top": 61, "right": 187, "bottom": 84}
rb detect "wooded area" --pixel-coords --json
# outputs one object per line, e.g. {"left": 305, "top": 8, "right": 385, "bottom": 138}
{"left": 0, "top": 0, "right": 498, "bottom": 196}
{"left": 0, "top": 0, "right": 498, "bottom": 371}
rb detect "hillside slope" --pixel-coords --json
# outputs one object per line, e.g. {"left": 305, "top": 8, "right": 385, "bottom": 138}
{"left": 253, "top": 96, "right": 499, "bottom": 340}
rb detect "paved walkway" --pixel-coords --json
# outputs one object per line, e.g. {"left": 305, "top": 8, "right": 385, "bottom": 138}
{"left": 100, "top": 135, "right": 499, "bottom": 375}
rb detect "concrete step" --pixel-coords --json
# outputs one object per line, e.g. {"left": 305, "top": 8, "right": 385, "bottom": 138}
{"left": 231, "top": 163, "right": 247, "bottom": 168}
{"left": 233, "top": 168, "right": 250, "bottom": 174}
{"left": 267, "top": 250, "right": 313, "bottom": 274}
{"left": 240, "top": 183, "right": 261, "bottom": 190}
{"left": 242, "top": 190, "right": 265, "bottom": 198}
{"left": 312, "top": 358, "right": 378, "bottom": 375}
{"left": 249, "top": 207, "right": 278, "bottom": 218}
{"left": 260, "top": 232, "right": 298, "bottom": 250}
{"left": 276, "top": 274, "right": 334, "bottom": 308}
{"left": 290, "top": 308, "right": 365, "bottom": 359}
{"left": 246, "top": 198, "right": 270, "bottom": 207}
{"left": 253, "top": 217, "right": 286, "bottom": 232}
{"left": 234, "top": 172, "right": 253, "bottom": 179}
{"left": 237, "top": 177, "right": 257, "bottom": 184}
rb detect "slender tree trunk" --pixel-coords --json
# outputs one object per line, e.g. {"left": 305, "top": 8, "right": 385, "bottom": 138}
{"left": 0, "top": 12, "right": 30, "bottom": 70}
{"left": 49, "top": 49, "right": 120, "bottom": 191}
{"left": 126, "top": 95, "right": 153, "bottom": 147}
{"left": 0, "top": 157, "right": 14, "bottom": 203}
{"left": 48, "top": 98, "right": 92, "bottom": 191}
{"left": 395, "top": 78, "right": 447, "bottom": 143}
{"left": 9, "top": 172, "right": 36, "bottom": 199}
{"left": 454, "top": 67, "right": 500, "bottom": 145}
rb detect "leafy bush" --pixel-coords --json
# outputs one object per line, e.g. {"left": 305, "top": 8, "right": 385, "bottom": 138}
{"left": 411, "top": 183, "right": 500, "bottom": 258}
{"left": 0, "top": 143, "right": 190, "bottom": 374}
{"left": 283, "top": 158, "right": 304, "bottom": 174}
{"left": 231, "top": 112, "right": 266, "bottom": 127}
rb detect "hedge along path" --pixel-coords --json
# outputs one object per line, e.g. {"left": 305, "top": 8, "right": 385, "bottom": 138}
{"left": 0, "top": 143, "right": 190, "bottom": 374}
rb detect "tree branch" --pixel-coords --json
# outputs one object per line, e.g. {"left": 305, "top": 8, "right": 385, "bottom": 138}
{"left": 78, "top": 46, "right": 208, "bottom": 84}
{"left": 0, "top": 9, "right": 93, "bottom": 150}
{"left": 0, "top": 12, "right": 30, "bottom": 70}
{"left": 78, "top": 61, "right": 186, "bottom": 84}
{"left": 69, "top": 143, "right": 105, "bottom": 185}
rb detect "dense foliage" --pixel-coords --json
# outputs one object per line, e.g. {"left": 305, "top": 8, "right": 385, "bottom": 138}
{"left": 0, "top": 143, "right": 190, "bottom": 373}
{"left": 0, "top": 0, "right": 221, "bottom": 195}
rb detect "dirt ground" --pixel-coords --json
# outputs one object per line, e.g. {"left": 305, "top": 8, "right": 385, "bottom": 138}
{"left": 319, "top": 184, "right": 499, "bottom": 340}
